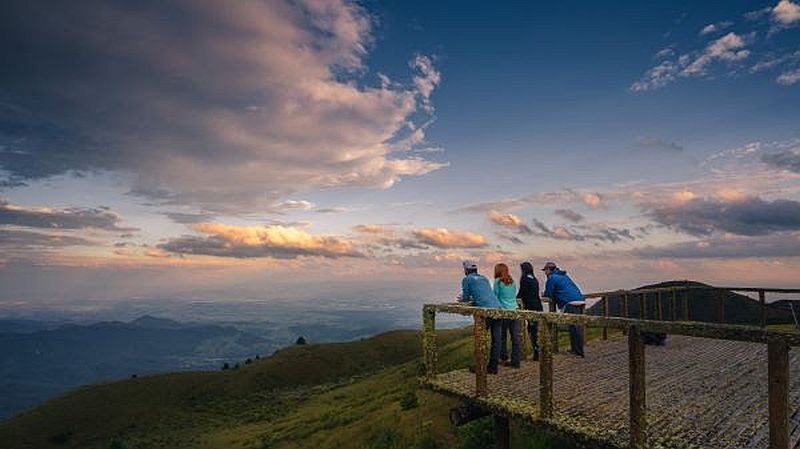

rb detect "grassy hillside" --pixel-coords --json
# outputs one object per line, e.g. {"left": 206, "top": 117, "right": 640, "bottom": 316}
{"left": 0, "top": 325, "right": 579, "bottom": 449}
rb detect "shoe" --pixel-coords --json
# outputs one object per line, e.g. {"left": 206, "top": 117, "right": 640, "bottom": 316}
{"left": 487, "top": 366, "right": 498, "bottom": 375}
{"left": 509, "top": 362, "right": 521, "bottom": 369}
{"left": 532, "top": 351, "right": 540, "bottom": 362}
{"left": 567, "top": 350, "right": 585, "bottom": 358}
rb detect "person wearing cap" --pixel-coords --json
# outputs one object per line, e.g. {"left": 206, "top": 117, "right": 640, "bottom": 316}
{"left": 517, "top": 261, "right": 543, "bottom": 360}
{"left": 458, "top": 260, "right": 502, "bottom": 374}
{"left": 542, "top": 262, "right": 586, "bottom": 357}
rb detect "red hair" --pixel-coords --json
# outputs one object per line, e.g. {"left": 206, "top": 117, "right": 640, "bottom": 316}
{"left": 494, "top": 263, "right": 513, "bottom": 285}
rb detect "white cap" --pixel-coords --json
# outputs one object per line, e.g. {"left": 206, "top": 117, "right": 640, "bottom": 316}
{"left": 462, "top": 260, "right": 478, "bottom": 270}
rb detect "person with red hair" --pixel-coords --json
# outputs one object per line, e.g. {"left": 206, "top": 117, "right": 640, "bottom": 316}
{"left": 494, "top": 263, "right": 521, "bottom": 368}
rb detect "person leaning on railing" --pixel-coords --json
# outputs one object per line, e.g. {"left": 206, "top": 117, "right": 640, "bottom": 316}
{"left": 517, "top": 261, "right": 542, "bottom": 361}
{"left": 493, "top": 263, "right": 521, "bottom": 368}
{"left": 457, "top": 260, "right": 503, "bottom": 374}
{"left": 542, "top": 261, "right": 586, "bottom": 357}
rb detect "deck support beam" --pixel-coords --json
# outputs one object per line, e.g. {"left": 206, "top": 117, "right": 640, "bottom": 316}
{"left": 494, "top": 414, "right": 510, "bottom": 449}
{"left": 629, "top": 326, "right": 647, "bottom": 449}
{"left": 768, "top": 341, "right": 789, "bottom": 449}
{"left": 473, "top": 312, "right": 488, "bottom": 397}
{"left": 539, "top": 320, "right": 554, "bottom": 420}
{"left": 449, "top": 405, "right": 490, "bottom": 426}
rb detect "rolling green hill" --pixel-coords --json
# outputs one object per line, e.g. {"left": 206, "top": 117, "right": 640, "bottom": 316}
{"left": 0, "top": 325, "right": 579, "bottom": 449}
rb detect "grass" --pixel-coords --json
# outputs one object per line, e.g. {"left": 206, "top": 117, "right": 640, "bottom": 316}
{"left": 0, "top": 324, "right": 598, "bottom": 449}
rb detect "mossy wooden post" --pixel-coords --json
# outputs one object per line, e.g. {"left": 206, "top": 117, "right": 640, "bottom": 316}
{"left": 629, "top": 325, "right": 647, "bottom": 449}
{"left": 494, "top": 414, "right": 510, "bottom": 449}
{"left": 602, "top": 296, "right": 609, "bottom": 340}
{"left": 520, "top": 317, "right": 531, "bottom": 359}
{"left": 473, "top": 311, "right": 488, "bottom": 397}
{"left": 656, "top": 291, "right": 663, "bottom": 321}
{"left": 538, "top": 318, "right": 554, "bottom": 420}
{"left": 760, "top": 290, "right": 767, "bottom": 328}
{"left": 422, "top": 305, "right": 437, "bottom": 380}
{"left": 768, "top": 341, "right": 789, "bottom": 449}
{"left": 670, "top": 288, "right": 677, "bottom": 321}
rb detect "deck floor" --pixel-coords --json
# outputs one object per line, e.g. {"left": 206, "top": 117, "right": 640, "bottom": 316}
{"left": 426, "top": 335, "right": 800, "bottom": 448}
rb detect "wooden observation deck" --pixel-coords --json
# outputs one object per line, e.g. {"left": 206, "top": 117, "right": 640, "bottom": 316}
{"left": 420, "top": 285, "right": 800, "bottom": 449}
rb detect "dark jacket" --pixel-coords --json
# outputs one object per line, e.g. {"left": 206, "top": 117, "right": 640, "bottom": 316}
{"left": 517, "top": 262, "right": 543, "bottom": 311}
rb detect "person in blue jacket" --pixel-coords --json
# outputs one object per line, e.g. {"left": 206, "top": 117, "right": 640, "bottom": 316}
{"left": 542, "top": 261, "right": 586, "bottom": 357}
{"left": 458, "top": 260, "right": 502, "bottom": 374}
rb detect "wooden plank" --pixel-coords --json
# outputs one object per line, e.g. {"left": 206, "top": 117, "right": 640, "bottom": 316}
{"left": 602, "top": 296, "right": 609, "bottom": 340}
{"left": 629, "top": 325, "right": 647, "bottom": 449}
{"left": 422, "top": 305, "right": 437, "bottom": 379}
{"left": 494, "top": 414, "right": 510, "bottom": 449}
{"left": 760, "top": 290, "right": 767, "bottom": 328}
{"left": 474, "top": 312, "right": 488, "bottom": 397}
{"left": 768, "top": 342, "right": 789, "bottom": 449}
{"left": 539, "top": 320, "right": 554, "bottom": 420}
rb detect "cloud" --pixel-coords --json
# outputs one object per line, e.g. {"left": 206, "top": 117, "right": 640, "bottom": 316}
{"left": 0, "top": 229, "right": 96, "bottom": 248}
{"left": 163, "top": 211, "right": 216, "bottom": 225}
{"left": 773, "top": 0, "right": 800, "bottom": 26}
{"left": 643, "top": 195, "right": 800, "bottom": 236}
{"left": 459, "top": 189, "right": 612, "bottom": 214}
{"left": 554, "top": 209, "right": 585, "bottom": 222}
{"left": 159, "top": 223, "right": 362, "bottom": 259}
{"left": 777, "top": 68, "right": 800, "bottom": 85}
{"left": 699, "top": 21, "right": 733, "bottom": 36}
{"left": 682, "top": 32, "right": 751, "bottom": 76}
{"left": 632, "top": 232, "right": 800, "bottom": 259}
{"left": 486, "top": 210, "right": 532, "bottom": 234}
{"left": 352, "top": 224, "right": 386, "bottom": 233}
{"left": 411, "top": 228, "right": 487, "bottom": 249}
{"left": 530, "top": 219, "right": 635, "bottom": 243}
{"left": 631, "top": 33, "right": 751, "bottom": 91}
{"left": 0, "top": 0, "right": 446, "bottom": 213}
{"left": 635, "top": 137, "right": 684, "bottom": 152}
{"left": 762, "top": 149, "right": 800, "bottom": 172}
{"left": 0, "top": 199, "right": 133, "bottom": 230}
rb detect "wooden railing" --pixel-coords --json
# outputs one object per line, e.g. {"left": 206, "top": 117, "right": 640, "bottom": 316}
{"left": 421, "top": 285, "right": 800, "bottom": 449}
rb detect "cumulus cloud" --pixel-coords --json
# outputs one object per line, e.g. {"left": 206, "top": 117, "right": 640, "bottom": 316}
{"left": 643, "top": 195, "right": 800, "bottom": 236}
{"left": 411, "top": 228, "right": 487, "bottom": 249}
{"left": 762, "top": 149, "right": 800, "bottom": 172}
{"left": 554, "top": 209, "right": 585, "bottom": 222}
{"left": 159, "top": 223, "right": 362, "bottom": 259}
{"left": 163, "top": 211, "right": 216, "bottom": 225}
{"left": 773, "top": 0, "right": 800, "bottom": 26}
{"left": 0, "top": 0, "right": 446, "bottom": 213}
{"left": 459, "top": 190, "right": 613, "bottom": 214}
{"left": 486, "top": 210, "right": 532, "bottom": 234}
{"left": 352, "top": 224, "right": 386, "bottom": 233}
{"left": 682, "top": 32, "right": 751, "bottom": 76}
{"left": 0, "top": 199, "right": 133, "bottom": 230}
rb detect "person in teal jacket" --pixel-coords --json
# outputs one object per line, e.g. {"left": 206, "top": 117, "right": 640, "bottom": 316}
{"left": 494, "top": 263, "right": 521, "bottom": 367}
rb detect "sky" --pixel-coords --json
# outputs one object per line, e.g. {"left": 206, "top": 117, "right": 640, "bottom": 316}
{"left": 1, "top": 0, "right": 800, "bottom": 316}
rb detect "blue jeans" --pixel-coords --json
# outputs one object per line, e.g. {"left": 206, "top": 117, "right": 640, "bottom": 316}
{"left": 484, "top": 318, "right": 502, "bottom": 371}
{"left": 499, "top": 319, "right": 522, "bottom": 365}
{"left": 563, "top": 304, "right": 584, "bottom": 356}
{"left": 527, "top": 320, "right": 539, "bottom": 359}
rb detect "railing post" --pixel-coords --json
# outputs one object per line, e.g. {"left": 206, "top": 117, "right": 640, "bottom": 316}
{"left": 716, "top": 289, "right": 725, "bottom": 323}
{"left": 670, "top": 288, "right": 677, "bottom": 321}
{"left": 622, "top": 293, "right": 629, "bottom": 336}
{"left": 549, "top": 300, "right": 559, "bottom": 353}
{"left": 473, "top": 311, "right": 488, "bottom": 397}
{"left": 656, "top": 291, "right": 663, "bottom": 321}
{"left": 602, "top": 296, "right": 609, "bottom": 340}
{"left": 538, "top": 318, "right": 554, "bottom": 420}
{"left": 422, "top": 305, "right": 437, "bottom": 380}
{"left": 768, "top": 342, "right": 790, "bottom": 449}
{"left": 629, "top": 325, "right": 647, "bottom": 449}
{"left": 760, "top": 290, "right": 767, "bottom": 328}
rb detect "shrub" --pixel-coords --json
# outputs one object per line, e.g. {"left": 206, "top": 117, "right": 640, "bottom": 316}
{"left": 399, "top": 391, "right": 419, "bottom": 410}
